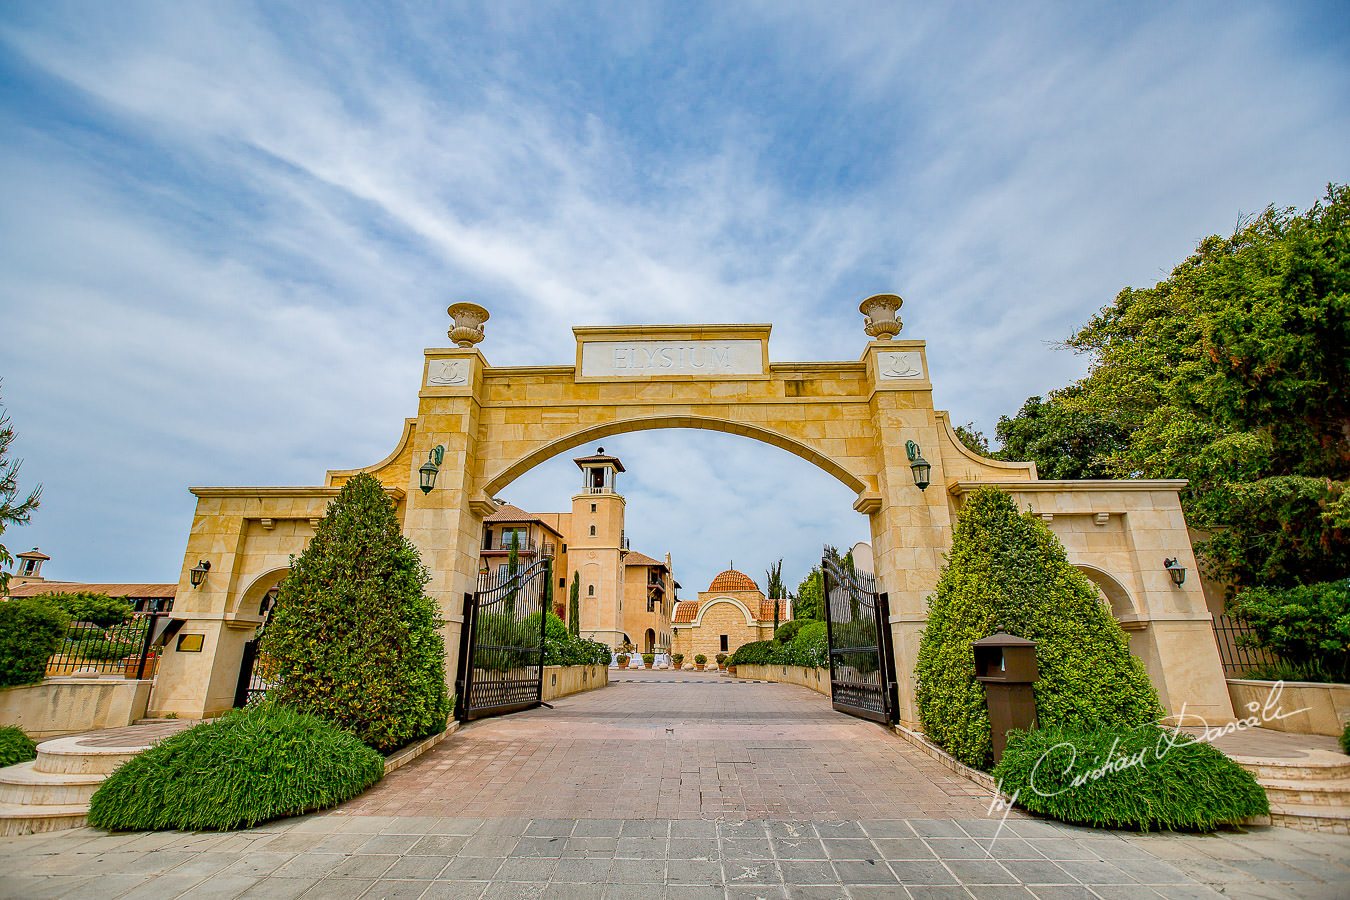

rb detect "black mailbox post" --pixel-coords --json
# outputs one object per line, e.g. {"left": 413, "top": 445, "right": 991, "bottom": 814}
{"left": 972, "top": 631, "right": 1039, "bottom": 765}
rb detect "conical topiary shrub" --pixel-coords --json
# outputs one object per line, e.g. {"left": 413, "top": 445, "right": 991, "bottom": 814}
{"left": 915, "top": 486, "right": 1163, "bottom": 770}
{"left": 261, "top": 472, "right": 449, "bottom": 752}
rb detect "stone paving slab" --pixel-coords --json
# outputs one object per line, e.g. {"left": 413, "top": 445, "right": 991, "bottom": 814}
{"left": 2, "top": 815, "right": 1348, "bottom": 898}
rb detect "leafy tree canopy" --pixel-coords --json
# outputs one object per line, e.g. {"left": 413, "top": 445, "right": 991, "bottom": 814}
{"left": 1063, "top": 184, "right": 1350, "bottom": 589}
{"left": 792, "top": 567, "right": 824, "bottom": 623}
{"left": 952, "top": 422, "right": 991, "bottom": 457}
{"left": 991, "top": 388, "right": 1129, "bottom": 479}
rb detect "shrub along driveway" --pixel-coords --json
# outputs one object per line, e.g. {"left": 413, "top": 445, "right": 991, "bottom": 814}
{"left": 1, "top": 670, "right": 1347, "bottom": 898}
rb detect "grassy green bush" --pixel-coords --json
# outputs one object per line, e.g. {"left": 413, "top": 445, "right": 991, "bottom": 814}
{"left": 993, "top": 725, "right": 1268, "bottom": 831}
{"left": 88, "top": 704, "right": 384, "bottom": 831}
{"left": 529, "top": 612, "right": 611, "bottom": 666}
{"left": 0, "top": 726, "right": 37, "bottom": 767}
{"left": 916, "top": 487, "right": 1163, "bottom": 771}
{"left": 33, "top": 592, "right": 132, "bottom": 628}
{"left": 789, "top": 621, "right": 829, "bottom": 668}
{"left": 727, "top": 640, "right": 775, "bottom": 666}
{"left": 774, "top": 619, "right": 813, "bottom": 644}
{"left": 728, "top": 622, "right": 830, "bottom": 669}
{"left": 260, "top": 473, "right": 449, "bottom": 753}
{"left": 1341, "top": 723, "right": 1349, "bottom": 756}
{"left": 1230, "top": 579, "right": 1349, "bottom": 683}
{"left": 0, "top": 598, "right": 69, "bottom": 687}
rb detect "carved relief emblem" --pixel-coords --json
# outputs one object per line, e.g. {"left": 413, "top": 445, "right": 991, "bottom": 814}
{"left": 878, "top": 351, "right": 923, "bottom": 379}
{"left": 427, "top": 360, "right": 469, "bottom": 386}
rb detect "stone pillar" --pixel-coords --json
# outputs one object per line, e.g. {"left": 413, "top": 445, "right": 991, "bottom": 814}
{"left": 404, "top": 347, "right": 491, "bottom": 699}
{"left": 860, "top": 339, "right": 951, "bottom": 726}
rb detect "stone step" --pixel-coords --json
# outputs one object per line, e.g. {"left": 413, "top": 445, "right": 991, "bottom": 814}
{"left": 1259, "top": 776, "right": 1350, "bottom": 809}
{"left": 32, "top": 736, "right": 144, "bottom": 776}
{"left": 1267, "top": 802, "right": 1350, "bottom": 835}
{"left": 0, "top": 801, "right": 89, "bottom": 838}
{"left": 1232, "top": 750, "right": 1350, "bottom": 782}
{"left": 0, "top": 763, "right": 104, "bottom": 806}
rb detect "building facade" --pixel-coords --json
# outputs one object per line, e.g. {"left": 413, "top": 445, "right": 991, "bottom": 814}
{"left": 671, "top": 568, "right": 789, "bottom": 663}
{"left": 478, "top": 449, "right": 677, "bottom": 652}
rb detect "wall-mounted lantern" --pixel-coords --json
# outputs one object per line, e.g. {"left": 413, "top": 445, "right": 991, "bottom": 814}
{"left": 1163, "top": 557, "right": 1186, "bottom": 586}
{"left": 906, "top": 440, "right": 931, "bottom": 491}
{"left": 419, "top": 444, "right": 446, "bottom": 494}
{"left": 189, "top": 560, "right": 211, "bottom": 588}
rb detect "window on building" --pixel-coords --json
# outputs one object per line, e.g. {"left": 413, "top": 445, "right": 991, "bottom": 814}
{"left": 588, "top": 585, "right": 595, "bottom": 596}
{"left": 559, "top": 578, "right": 565, "bottom": 588}
{"left": 22, "top": 559, "right": 37, "bottom": 575}
{"left": 589, "top": 525, "right": 596, "bottom": 536}
{"left": 720, "top": 635, "right": 729, "bottom": 652}
{"left": 591, "top": 503, "right": 597, "bottom": 513}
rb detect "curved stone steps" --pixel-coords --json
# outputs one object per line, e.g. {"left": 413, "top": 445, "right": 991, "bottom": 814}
{"left": 0, "top": 763, "right": 104, "bottom": 806}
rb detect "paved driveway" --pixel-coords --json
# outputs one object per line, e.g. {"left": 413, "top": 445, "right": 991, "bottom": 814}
{"left": 337, "top": 669, "right": 993, "bottom": 820}
{"left": 2, "top": 670, "right": 1348, "bottom": 899}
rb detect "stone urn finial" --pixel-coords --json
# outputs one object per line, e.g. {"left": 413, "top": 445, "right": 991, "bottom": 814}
{"left": 859, "top": 293, "right": 903, "bottom": 340}
{"left": 447, "top": 302, "right": 490, "bottom": 348}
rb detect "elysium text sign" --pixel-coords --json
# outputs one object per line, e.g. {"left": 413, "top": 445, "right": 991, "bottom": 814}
{"left": 580, "top": 340, "right": 763, "bottom": 377}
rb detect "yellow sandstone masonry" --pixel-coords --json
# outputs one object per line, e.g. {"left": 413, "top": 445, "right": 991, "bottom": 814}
{"left": 152, "top": 310, "right": 1235, "bottom": 727}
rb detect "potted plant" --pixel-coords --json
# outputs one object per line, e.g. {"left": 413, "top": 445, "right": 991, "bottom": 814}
{"left": 694, "top": 654, "right": 706, "bottom": 671}
{"left": 642, "top": 653, "right": 655, "bottom": 669}
{"left": 715, "top": 652, "right": 727, "bottom": 671}
{"left": 671, "top": 653, "right": 684, "bottom": 669}
{"left": 616, "top": 653, "right": 629, "bottom": 668}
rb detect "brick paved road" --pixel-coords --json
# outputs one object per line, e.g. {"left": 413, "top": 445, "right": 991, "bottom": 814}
{"left": 3, "top": 671, "right": 1348, "bottom": 898}
{"left": 336, "top": 669, "right": 993, "bottom": 820}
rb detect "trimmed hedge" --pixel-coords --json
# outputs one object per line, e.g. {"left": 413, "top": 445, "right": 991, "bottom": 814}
{"left": 88, "top": 704, "right": 384, "bottom": 831}
{"left": 1342, "top": 723, "right": 1349, "bottom": 756}
{"left": 916, "top": 487, "right": 1163, "bottom": 771}
{"left": 0, "top": 598, "right": 69, "bottom": 687}
{"left": 261, "top": 473, "right": 449, "bottom": 753}
{"left": 993, "top": 725, "right": 1269, "bottom": 831}
{"left": 726, "top": 621, "right": 829, "bottom": 669}
{"left": 774, "top": 619, "right": 812, "bottom": 645}
{"left": 0, "top": 726, "right": 37, "bottom": 767}
{"left": 530, "top": 612, "right": 612, "bottom": 666}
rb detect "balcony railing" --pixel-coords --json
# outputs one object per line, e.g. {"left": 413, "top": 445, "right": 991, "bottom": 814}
{"left": 481, "top": 535, "right": 538, "bottom": 553}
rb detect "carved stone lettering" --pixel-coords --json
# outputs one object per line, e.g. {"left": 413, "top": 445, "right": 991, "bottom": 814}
{"left": 581, "top": 340, "right": 763, "bottom": 377}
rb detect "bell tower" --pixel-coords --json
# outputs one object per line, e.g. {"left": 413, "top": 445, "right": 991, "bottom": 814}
{"left": 571, "top": 447, "right": 629, "bottom": 647}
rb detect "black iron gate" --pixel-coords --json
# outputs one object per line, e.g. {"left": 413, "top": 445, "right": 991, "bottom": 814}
{"left": 233, "top": 589, "right": 278, "bottom": 708}
{"left": 821, "top": 548, "right": 899, "bottom": 724}
{"left": 456, "top": 556, "right": 551, "bottom": 721}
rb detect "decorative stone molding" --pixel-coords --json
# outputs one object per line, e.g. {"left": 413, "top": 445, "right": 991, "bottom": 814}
{"left": 447, "top": 302, "right": 490, "bottom": 348}
{"left": 859, "top": 293, "right": 903, "bottom": 340}
{"left": 259, "top": 518, "right": 275, "bottom": 531}
{"left": 1094, "top": 512, "right": 1111, "bottom": 526}
{"left": 1038, "top": 513, "right": 1054, "bottom": 524}
{"left": 427, "top": 359, "right": 470, "bottom": 386}
{"left": 877, "top": 350, "right": 923, "bottom": 379}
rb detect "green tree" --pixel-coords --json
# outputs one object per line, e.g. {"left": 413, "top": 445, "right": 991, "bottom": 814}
{"left": 261, "top": 473, "right": 449, "bottom": 752}
{"left": 793, "top": 568, "right": 824, "bottom": 622}
{"left": 915, "top": 487, "right": 1162, "bottom": 770}
{"left": 568, "top": 571, "right": 581, "bottom": 637}
{"left": 953, "top": 422, "right": 991, "bottom": 457}
{"left": 765, "top": 559, "right": 786, "bottom": 600}
{"left": 1065, "top": 184, "right": 1350, "bottom": 588}
{"left": 505, "top": 530, "right": 520, "bottom": 617}
{"left": 0, "top": 386, "right": 42, "bottom": 593}
{"left": 992, "top": 389, "right": 1128, "bottom": 479}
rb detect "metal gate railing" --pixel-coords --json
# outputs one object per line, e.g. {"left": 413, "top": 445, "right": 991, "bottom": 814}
{"left": 233, "top": 626, "right": 276, "bottom": 708}
{"left": 456, "top": 556, "right": 551, "bottom": 721}
{"left": 822, "top": 548, "right": 898, "bottom": 724}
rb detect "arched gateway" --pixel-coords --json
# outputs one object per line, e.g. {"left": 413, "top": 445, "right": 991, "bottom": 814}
{"left": 151, "top": 297, "right": 1235, "bottom": 726}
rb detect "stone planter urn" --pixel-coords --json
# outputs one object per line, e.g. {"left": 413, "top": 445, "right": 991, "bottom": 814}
{"left": 447, "top": 302, "right": 490, "bottom": 347}
{"left": 859, "top": 293, "right": 903, "bottom": 340}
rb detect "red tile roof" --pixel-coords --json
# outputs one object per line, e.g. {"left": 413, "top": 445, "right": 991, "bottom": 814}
{"left": 672, "top": 600, "right": 700, "bottom": 623}
{"left": 623, "top": 551, "right": 665, "bottom": 568}
{"left": 7, "top": 581, "right": 176, "bottom": 599}
{"left": 709, "top": 568, "right": 758, "bottom": 592}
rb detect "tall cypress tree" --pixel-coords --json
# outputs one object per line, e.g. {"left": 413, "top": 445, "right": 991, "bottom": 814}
{"left": 915, "top": 486, "right": 1163, "bottom": 770}
{"left": 568, "top": 571, "right": 581, "bottom": 637}
{"left": 261, "top": 473, "right": 449, "bottom": 752}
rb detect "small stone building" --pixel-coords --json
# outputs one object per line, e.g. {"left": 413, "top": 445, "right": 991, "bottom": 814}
{"left": 671, "top": 568, "right": 790, "bottom": 663}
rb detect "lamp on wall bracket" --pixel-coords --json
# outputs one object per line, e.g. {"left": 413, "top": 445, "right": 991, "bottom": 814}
{"left": 189, "top": 560, "right": 211, "bottom": 588}
{"left": 419, "top": 444, "right": 446, "bottom": 494}
{"left": 905, "top": 440, "right": 931, "bottom": 492}
{"left": 1163, "top": 557, "right": 1186, "bottom": 586}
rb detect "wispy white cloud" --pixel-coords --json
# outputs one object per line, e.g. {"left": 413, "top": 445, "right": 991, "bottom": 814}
{"left": 0, "top": 1, "right": 1345, "bottom": 585}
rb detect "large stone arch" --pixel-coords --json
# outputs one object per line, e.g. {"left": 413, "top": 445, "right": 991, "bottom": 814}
{"left": 1074, "top": 563, "right": 1137, "bottom": 619}
{"left": 155, "top": 310, "right": 1235, "bottom": 727}
{"left": 484, "top": 414, "right": 869, "bottom": 498}
{"left": 693, "top": 596, "right": 756, "bottom": 628}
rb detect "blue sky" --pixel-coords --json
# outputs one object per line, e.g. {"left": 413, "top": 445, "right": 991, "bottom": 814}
{"left": 1, "top": 1, "right": 1347, "bottom": 594}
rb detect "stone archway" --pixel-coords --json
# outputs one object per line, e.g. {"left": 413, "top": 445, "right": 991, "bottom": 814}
{"left": 155, "top": 300, "right": 1235, "bottom": 727}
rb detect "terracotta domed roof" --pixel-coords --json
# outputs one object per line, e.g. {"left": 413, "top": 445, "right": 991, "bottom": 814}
{"left": 708, "top": 568, "right": 759, "bottom": 592}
